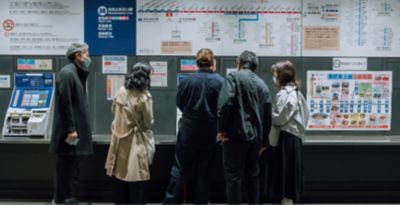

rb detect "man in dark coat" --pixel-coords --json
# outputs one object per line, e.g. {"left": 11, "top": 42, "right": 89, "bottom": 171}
{"left": 164, "top": 48, "right": 224, "bottom": 204}
{"left": 49, "top": 43, "right": 93, "bottom": 204}
{"left": 217, "top": 50, "right": 272, "bottom": 204}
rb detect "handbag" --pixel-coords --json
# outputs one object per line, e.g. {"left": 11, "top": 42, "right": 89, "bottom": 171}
{"left": 268, "top": 126, "right": 280, "bottom": 147}
{"left": 126, "top": 95, "right": 156, "bottom": 165}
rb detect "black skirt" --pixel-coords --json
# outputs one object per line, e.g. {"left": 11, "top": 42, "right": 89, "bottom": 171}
{"left": 266, "top": 130, "right": 304, "bottom": 201}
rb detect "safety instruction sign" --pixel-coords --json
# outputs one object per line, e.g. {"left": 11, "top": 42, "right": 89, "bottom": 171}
{"left": 0, "top": 0, "right": 84, "bottom": 55}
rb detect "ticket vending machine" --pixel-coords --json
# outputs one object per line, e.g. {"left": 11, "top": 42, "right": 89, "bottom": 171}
{"left": 2, "top": 73, "right": 55, "bottom": 139}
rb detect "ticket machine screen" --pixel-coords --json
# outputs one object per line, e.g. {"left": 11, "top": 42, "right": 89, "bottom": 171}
{"left": 20, "top": 90, "right": 49, "bottom": 107}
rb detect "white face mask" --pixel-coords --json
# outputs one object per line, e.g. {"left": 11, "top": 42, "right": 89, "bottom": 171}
{"left": 81, "top": 56, "right": 91, "bottom": 71}
{"left": 273, "top": 76, "right": 278, "bottom": 85}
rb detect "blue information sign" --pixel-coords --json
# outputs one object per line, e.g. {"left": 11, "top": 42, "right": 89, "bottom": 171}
{"left": 84, "top": 0, "right": 136, "bottom": 55}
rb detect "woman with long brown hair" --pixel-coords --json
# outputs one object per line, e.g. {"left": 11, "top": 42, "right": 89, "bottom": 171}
{"left": 267, "top": 60, "right": 309, "bottom": 205}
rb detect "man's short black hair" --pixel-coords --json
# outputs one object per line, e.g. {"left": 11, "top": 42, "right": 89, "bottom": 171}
{"left": 236, "top": 50, "right": 258, "bottom": 71}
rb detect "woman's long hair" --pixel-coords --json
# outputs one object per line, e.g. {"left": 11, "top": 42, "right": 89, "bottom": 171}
{"left": 125, "top": 61, "right": 153, "bottom": 91}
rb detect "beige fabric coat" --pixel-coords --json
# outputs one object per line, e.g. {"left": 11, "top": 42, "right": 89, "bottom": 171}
{"left": 105, "top": 87, "right": 153, "bottom": 182}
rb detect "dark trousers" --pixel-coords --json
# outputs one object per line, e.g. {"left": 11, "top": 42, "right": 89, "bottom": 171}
{"left": 164, "top": 138, "right": 216, "bottom": 204}
{"left": 114, "top": 178, "right": 146, "bottom": 204}
{"left": 223, "top": 141, "right": 260, "bottom": 204}
{"left": 259, "top": 149, "right": 268, "bottom": 203}
{"left": 53, "top": 155, "right": 80, "bottom": 203}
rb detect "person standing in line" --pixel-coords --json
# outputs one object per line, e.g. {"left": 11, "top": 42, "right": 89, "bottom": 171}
{"left": 105, "top": 62, "right": 155, "bottom": 205}
{"left": 163, "top": 48, "right": 224, "bottom": 204}
{"left": 217, "top": 50, "right": 272, "bottom": 204}
{"left": 49, "top": 43, "right": 93, "bottom": 205}
{"left": 266, "top": 60, "right": 309, "bottom": 205}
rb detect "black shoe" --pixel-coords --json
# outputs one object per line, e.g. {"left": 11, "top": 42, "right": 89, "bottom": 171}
{"left": 51, "top": 199, "right": 64, "bottom": 205}
{"left": 65, "top": 197, "right": 79, "bottom": 205}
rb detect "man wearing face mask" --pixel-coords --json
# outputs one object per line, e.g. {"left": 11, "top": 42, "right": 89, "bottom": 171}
{"left": 49, "top": 43, "right": 93, "bottom": 204}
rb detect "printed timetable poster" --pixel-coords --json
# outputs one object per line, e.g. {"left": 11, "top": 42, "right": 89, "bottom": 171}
{"left": 0, "top": 0, "right": 84, "bottom": 55}
{"left": 307, "top": 71, "right": 392, "bottom": 131}
{"left": 84, "top": 0, "right": 135, "bottom": 55}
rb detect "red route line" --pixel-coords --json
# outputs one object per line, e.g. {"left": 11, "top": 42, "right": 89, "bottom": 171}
{"left": 176, "top": 10, "right": 300, "bottom": 14}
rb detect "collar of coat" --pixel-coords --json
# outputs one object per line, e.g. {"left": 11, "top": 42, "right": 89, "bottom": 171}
{"left": 70, "top": 62, "right": 89, "bottom": 76}
{"left": 115, "top": 87, "right": 151, "bottom": 106}
{"left": 197, "top": 67, "right": 214, "bottom": 73}
{"left": 282, "top": 83, "right": 297, "bottom": 93}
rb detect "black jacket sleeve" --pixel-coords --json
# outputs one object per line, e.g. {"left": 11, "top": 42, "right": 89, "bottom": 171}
{"left": 176, "top": 79, "right": 186, "bottom": 111}
{"left": 217, "top": 73, "right": 236, "bottom": 133}
{"left": 58, "top": 71, "right": 76, "bottom": 133}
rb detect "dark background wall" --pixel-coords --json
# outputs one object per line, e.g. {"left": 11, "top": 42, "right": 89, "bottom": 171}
{"left": 0, "top": 55, "right": 400, "bottom": 203}
{"left": 1, "top": 56, "right": 400, "bottom": 137}
{"left": 0, "top": 143, "right": 400, "bottom": 203}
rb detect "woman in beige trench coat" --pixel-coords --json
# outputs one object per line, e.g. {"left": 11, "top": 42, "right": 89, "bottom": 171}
{"left": 105, "top": 62, "right": 154, "bottom": 204}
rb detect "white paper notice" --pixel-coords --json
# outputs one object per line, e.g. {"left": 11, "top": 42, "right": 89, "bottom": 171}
{"left": 0, "top": 0, "right": 84, "bottom": 55}
{"left": 0, "top": 75, "right": 11, "bottom": 88}
{"left": 102, "top": 56, "right": 128, "bottom": 74}
{"left": 333, "top": 58, "right": 368, "bottom": 71}
{"left": 106, "top": 75, "right": 125, "bottom": 100}
{"left": 150, "top": 61, "right": 168, "bottom": 87}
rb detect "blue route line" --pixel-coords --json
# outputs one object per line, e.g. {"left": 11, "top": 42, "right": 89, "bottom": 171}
{"left": 237, "top": 14, "right": 259, "bottom": 39}
{"left": 384, "top": 27, "right": 387, "bottom": 47}
{"left": 224, "top": 13, "right": 259, "bottom": 40}
{"left": 238, "top": 13, "right": 260, "bottom": 23}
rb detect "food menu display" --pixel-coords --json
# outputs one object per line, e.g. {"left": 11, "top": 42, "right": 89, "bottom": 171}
{"left": 307, "top": 71, "right": 392, "bottom": 130}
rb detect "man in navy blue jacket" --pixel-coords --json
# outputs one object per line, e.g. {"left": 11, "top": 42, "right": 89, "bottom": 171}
{"left": 164, "top": 48, "right": 223, "bottom": 204}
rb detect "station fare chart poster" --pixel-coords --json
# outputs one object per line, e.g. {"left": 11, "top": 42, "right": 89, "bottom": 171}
{"left": 136, "top": 0, "right": 302, "bottom": 56}
{"left": 307, "top": 71, "right": 392, "bottom": 131}
{"left": 302, "top": 0, "right": 400, "bottom": 57}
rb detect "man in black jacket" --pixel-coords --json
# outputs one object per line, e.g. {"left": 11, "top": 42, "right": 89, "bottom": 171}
{"left": 217, "top": 50, "right": 272, "bottom": 204}
{"left": 49, "top": 43, "right": 93, "bottom": 204}
{"left": 164, "top": 48, "right": 224, "bottom": 204}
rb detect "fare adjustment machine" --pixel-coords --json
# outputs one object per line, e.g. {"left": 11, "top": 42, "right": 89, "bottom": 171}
{"left": 2, "top": 73, "right": 55, "bottom": 139}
